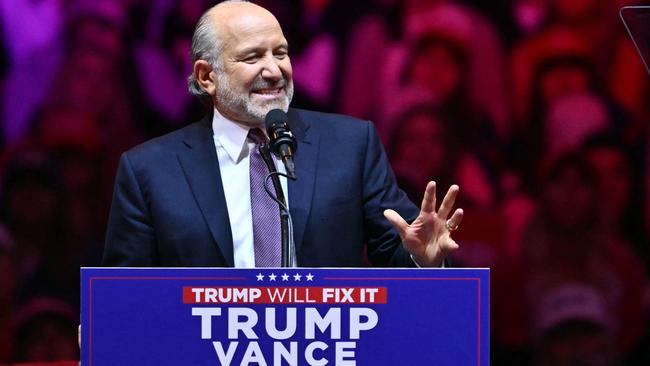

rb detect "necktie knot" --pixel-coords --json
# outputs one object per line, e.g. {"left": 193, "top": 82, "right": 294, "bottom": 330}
{"left": 248, "top": 128, "right": 268, "bottom": 146}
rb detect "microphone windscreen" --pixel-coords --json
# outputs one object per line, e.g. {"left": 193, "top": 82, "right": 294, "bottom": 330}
{"left": 265, "top": 109, "right": 288, "bottom": 131}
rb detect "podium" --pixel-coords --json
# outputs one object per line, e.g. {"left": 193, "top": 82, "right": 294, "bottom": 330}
{"left": 80, "top": 268, "right": 489, "bottom": 365}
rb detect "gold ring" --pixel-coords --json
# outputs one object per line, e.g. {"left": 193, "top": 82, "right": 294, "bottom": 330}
{"left": 445, "top": 219, "right": 459, "bottom": 232}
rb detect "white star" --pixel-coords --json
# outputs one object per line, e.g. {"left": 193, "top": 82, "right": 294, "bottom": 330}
{"left": 293, "top": 273, "right": 302, "bottom": 281}
{"left": 256, "top": 273, "right": 265, "bottom": 281}
{"left": 305, "top": 273, "right": 314, "bottom": 281}
{"left": 268, "top": 273, "right": 277, "bottom": 281}
{"left": 281, "top": 273, "right": 290, "bottom": 281}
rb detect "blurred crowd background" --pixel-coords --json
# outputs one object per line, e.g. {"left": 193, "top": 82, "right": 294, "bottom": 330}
{"left": 0, "top": 0, "right": 649, "bottom": 364}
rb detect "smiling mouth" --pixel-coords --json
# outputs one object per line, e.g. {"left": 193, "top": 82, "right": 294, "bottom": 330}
{"left": 252, "top": 87, "right": 283, "bottom": 95}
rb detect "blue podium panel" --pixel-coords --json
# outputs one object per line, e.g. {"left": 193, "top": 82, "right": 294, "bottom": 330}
{"left": 81, "top": 268, "right": 489, "bottom": 366}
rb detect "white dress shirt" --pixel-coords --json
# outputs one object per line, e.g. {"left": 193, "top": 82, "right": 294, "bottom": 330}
{"left": 212, "top": 108, "right": 288, "bottom": 268}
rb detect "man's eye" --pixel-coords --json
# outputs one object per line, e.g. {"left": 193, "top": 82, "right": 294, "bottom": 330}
{"left": 275, "top": 52, "right": 288, "bottom": 59}
{"left": 242, "top": 56, "right": 260, "bottom": 63}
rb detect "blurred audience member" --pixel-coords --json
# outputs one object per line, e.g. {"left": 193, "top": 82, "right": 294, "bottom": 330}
{"left": 289, "top": 0, "right": 371, "bottom": 112}
{"left": 0, "top": 148, "right": 65, "bottom": 290}
{"left": 494, "top": 153, "right": 647, "bottom": 358}
{"left": 43, "top": 19, "right": 141, "bottom": 190}
{"left": 583, "top": 133, "right": 649, "bottom": 273}
{"left": 510, "top": 0, "right": 619, "bottom": 108}
{"left": 399, "top": 32, "right": 505, "bottom": 177}
{"left": 511, "top": 0, "right": 648, "bottom": 141}
{"left": 512, "top": 47, "right": 626, "bottom": 185}
{"left": 512, "top": 28, "right": 592, "bottom": 124}
{"left": 12, "top": 298, "right": 79, "bottom": 363}
{"left": 402, "top": 2, "right": 510, "bottom": 137}
{"left": 388, "top": 103, "right": 496, "bottom": 208}
{"left": 341, "top": 1, "right": 510, "bottom": 139}
{"left": 66, "top": 0, "right": 129, "bottom": 61}
{"left": 532, "top": 283, "right": 620, "bottom": 366}
{"left": 130, "top": 0, "right": 208, "bottom": 136}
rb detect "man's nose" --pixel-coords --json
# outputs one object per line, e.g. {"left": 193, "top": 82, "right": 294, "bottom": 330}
{"left": 261, "top": 56, "right": 283, "bottom": 81}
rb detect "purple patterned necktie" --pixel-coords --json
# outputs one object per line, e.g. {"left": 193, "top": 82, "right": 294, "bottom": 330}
{"left": 248, "top": 128, "right": 282, "bottom": 267}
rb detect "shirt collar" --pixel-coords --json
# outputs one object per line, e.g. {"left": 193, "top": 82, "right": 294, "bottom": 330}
{"left": 212, "top": 108, "right": 252, "bottom": 164}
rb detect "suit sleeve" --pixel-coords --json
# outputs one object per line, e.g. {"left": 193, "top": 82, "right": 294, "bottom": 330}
{"left": 103, "top": 153, "right": 157, "bottom": 266}
{"left": 361, "top": 121, "right": 420, "bottom": 267}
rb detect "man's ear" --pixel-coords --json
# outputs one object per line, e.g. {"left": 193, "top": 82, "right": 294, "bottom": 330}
{"left": 194, "top": 60, "right": 217, "bottom": 96}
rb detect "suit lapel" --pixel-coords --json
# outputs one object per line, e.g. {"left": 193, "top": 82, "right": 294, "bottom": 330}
{"left": 177, "top": 116, "right": 235, "bottom": 267}
{"left": 287, "top": 109, "right": 318, "bottom": 256}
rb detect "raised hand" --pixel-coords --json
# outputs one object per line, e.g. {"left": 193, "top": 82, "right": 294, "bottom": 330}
{"left": 384, "top": 181, "right": 463, "bottom": 267}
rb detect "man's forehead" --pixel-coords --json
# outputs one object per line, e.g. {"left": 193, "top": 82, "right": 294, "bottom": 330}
{"left": 209, "top": 3, "right": 285, "bottom": 43}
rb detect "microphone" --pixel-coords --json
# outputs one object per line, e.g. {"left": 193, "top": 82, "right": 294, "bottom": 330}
{"left": 265, "top": 109, "right": 297, "bottom": 180}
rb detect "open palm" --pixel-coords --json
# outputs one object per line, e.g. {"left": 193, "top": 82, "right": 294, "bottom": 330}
{"left": 384, "top": 181, "right": 463, "bottom": 267}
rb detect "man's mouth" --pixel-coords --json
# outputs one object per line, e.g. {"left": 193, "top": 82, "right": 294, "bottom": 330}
{"left": 251, "top": 86, "right": 286, "bottom": 101}
{"left": 252, "top": 87, "right": 283, "bottom": 95}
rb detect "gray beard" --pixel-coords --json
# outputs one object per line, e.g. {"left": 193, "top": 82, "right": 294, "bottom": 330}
{"left": 215, "top": 73, "right": 294, "bottom": 126}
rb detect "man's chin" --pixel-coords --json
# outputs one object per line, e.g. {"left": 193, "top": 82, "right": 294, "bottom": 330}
{"left": 248, "top": 99, "right": 290, "bottom": 118}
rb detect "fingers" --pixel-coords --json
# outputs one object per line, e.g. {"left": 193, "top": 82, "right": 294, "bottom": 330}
{"left": 446, "top": 208, "right": 464, "bottom": 231}
{"left": 420, "top": 181, "right": 436, "bottom": 213}
{"left": 383, "top": 209, "right": 408, "bottom": 236}
{"left": 437, "top": 184, "right": 459, "bottom": 220}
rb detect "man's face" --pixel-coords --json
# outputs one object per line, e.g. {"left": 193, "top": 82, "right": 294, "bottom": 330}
{"left": 211, "top": 9, "right": 294, "bottom": 125}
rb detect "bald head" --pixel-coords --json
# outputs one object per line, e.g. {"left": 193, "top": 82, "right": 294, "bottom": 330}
{"left": 209, "top": 1, "right": 281, "bottom": 32}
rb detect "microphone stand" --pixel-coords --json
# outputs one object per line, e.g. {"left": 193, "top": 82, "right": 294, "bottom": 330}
{"left": 258, "top": 144, "right": 297, "bottom": 267}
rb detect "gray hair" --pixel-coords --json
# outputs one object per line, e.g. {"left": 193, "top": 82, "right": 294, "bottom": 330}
{"left": 187, "top": 0, "right": 249, "bottom": 103}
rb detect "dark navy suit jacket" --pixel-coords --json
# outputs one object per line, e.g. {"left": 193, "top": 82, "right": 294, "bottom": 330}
{"left": 103, "top": 108, "right": 420, "bottom": 267}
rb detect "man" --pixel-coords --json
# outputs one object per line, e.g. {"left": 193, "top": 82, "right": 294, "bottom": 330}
{"left": 103, "top": 0, "right": 463, "bottom": 268}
